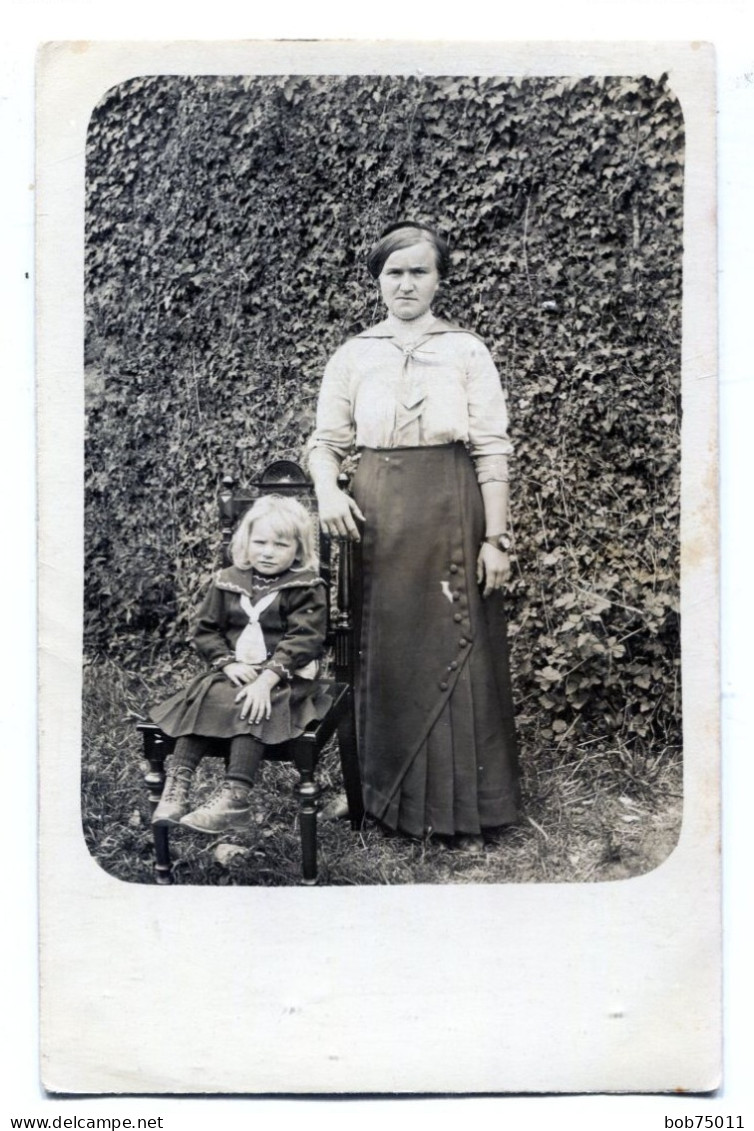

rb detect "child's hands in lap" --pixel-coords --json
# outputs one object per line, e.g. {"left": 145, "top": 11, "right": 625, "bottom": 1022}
{"left": 223, "top": 662, "right": 258, "bottom": 687}
{"left": 235, "top": 671, "right": 280, "bottom": 723}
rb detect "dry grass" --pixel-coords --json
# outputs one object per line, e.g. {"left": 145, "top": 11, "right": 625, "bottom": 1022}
{"left": 82, "top": 658, "right": 682, "bottom": 888}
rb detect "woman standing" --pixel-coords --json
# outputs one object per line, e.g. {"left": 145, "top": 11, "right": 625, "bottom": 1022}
{"left": 308, "top": 221, "right": 520, "bottom": 847}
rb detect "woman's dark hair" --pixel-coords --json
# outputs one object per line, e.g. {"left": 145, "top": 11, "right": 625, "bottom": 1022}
{"left": 366, "top": 221, "right": 451, "bottom": 280}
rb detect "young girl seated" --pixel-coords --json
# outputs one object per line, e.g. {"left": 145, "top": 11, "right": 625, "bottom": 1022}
{"left": 149, "top": 494, "right": 332, "bottom": 834}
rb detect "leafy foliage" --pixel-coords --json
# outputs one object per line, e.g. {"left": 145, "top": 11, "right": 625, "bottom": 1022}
{"left": 85, "top": 73, "right": 683, "bottom": 756}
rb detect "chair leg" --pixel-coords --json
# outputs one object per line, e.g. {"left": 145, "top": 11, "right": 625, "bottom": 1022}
{"left": 294, "top": 766, "right": 321, "bottom": 885}
{"left": 152, "top": 823, "right": 173, "bottom": 886}
{"left": 337, "top": 691, "right": 365, "bottom": 829}
{"left": 140, "top": 725, "right": 175, "bottom": 886}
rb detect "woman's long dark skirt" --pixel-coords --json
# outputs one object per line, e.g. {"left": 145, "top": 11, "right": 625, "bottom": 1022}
{"left": 351, "top": 444, "right": 521, "bottom": 838}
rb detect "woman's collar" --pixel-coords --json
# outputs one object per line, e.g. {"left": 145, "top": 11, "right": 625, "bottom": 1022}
{"left": 358, "top": 314, "right": 460, "bottom": 339}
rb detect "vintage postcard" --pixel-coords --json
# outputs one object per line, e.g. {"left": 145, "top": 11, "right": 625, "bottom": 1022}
{"left": 37, "top": 39, "right": 719, "bottom": 1094}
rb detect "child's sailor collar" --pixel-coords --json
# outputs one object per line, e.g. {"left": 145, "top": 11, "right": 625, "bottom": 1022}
{"left": 213, "top": 564, "right": 323, "bottom": 599}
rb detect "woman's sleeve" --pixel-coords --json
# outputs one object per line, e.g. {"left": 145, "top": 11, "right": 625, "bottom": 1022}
{"left": 262, "top": 584, "right": 328, "bottom": 682}
{"left": 465, "top": 338, "right": 514, "bottom": 484}
{"left": 192, "top": 583, "right": 235, "bottom": 670}
{"left": 306, "top": 346, "right": 356, "bottom": 480}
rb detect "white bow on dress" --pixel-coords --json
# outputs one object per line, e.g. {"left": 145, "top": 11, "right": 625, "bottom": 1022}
{"left": 235, "top": 591, "right": 317, "bottom": 679}
{"left": 235, "top": 592, "right": 278, "bottom": 665}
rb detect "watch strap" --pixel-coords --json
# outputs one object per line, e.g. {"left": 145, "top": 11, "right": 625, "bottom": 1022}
{"left": 484, "top": 532, "right": 513, "bottom": 551}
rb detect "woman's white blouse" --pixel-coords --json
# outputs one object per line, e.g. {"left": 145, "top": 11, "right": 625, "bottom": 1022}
{"left": 308, "top": 319, "right": 512, "bottom": 485}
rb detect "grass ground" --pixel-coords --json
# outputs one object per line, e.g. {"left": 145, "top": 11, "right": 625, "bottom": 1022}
{"left": 82, "top": 658, "right": 682, "bottom": 888}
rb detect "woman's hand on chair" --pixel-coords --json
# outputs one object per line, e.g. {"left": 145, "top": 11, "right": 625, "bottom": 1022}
{"left": 477, "top": 543, "right": 511, "bottom": 598}
{"left": 317, "top": 487, "right": 365, "bottom": 541}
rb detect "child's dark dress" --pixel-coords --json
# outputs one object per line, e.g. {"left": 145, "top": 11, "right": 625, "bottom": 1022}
{"left": 150, "top": 565, "right": 332, "bottom": 746}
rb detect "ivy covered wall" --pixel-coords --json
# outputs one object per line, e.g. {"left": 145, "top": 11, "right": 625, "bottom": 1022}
{"left": 85, "top": 73, "right": 683, "bottom": 754}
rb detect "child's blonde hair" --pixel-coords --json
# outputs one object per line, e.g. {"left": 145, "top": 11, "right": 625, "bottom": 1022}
{"left": 230, "top": 494, "right": 318, "bottom": 572}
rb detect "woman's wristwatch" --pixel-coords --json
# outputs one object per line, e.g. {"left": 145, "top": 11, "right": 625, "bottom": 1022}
{"left": 484, "top": 532, "right": 513, "bottom": 552}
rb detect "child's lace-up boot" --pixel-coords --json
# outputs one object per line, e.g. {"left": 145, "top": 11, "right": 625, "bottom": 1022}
{"left": 180, "top": 780, "right": 252, "bottom": 834}
{"left": 151, "top": 765, "right": 195, "bottom": 826}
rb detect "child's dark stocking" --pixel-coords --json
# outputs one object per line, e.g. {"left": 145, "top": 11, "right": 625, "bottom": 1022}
{"left": 227, "top": 734, "right": 264, "bottom": 788}
{"left": 171, "top": 735, "right": 217, "bottom": 772}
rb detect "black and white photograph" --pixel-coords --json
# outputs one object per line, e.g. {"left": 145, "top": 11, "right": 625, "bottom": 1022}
{"left": 83, "top": 69, "right": 685, "bottom": 888}
{"left": 35, "top": 39, "right": 720, "bottom": 1098}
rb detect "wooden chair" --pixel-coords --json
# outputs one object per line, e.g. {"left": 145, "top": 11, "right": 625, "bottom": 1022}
{"left": 137, "top": 459, "right": 364, "bottom": 885}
